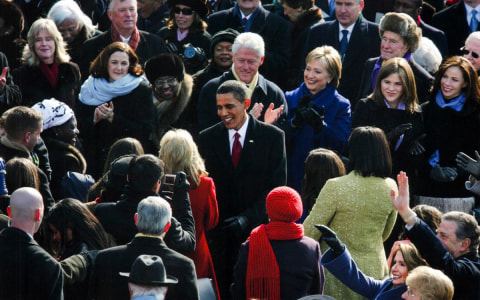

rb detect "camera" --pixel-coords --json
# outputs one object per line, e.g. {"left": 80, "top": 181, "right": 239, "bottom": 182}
{"left": 164, "top": 174, "right": 176, "bottom": 186}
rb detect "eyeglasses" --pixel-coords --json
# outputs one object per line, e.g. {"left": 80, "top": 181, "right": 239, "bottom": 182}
{"left": 406, "top": 287, "right": 417, "bottom": 297}
{"left": 460, "top": 47, "right": 479, "bottom": 59}
{"left": 174, "top": 7, "right": 195, "bottom": 15}
{"left": 154, "top": 77, "right": 177, "bottom": 86}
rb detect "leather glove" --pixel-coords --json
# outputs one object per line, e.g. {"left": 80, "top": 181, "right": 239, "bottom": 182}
{"left": 386, "top": 123, "right": 412, "bottom": 142}
{"left": 223, "top": 215, "right": 248, "bottom": 237}
{"left": 0, "top": 157, "right": 7, "bottom": 195}
{"left": 315, "top": 224, "right": 345, "bottom": 257}
{"left": 172, "top": 171, "right": 191, "bottom": 213}
{"left": 302, "top": 105, "right": 325, "bottom": 134}
{"left": 430, "top": 165, "right": 458, "bottom": 182}
{"left": 291, "top": 107, "right": 306, "bottom": 129}
{"left": 408, "top": 134, "right": 426, "bottom": 156}
{"left": 456, "top": 151, "right": 480, "bottom": 178}
{"left": 297, "top": 94, "right": 312, "bottom": 110}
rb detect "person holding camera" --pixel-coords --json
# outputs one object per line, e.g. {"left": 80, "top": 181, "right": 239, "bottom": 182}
{"left": 158, "top": 0, "right": 211, "bottom": 74}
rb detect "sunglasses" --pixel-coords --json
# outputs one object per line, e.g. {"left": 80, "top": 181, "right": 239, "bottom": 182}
{"left": 460, "top": 47, "right": 479, "bottom": 59}
{"left": 174, "top": 7, "right": 195, "bottom": 15}
{"left": 155, "top": 77, "right": 177, "bottom": 86}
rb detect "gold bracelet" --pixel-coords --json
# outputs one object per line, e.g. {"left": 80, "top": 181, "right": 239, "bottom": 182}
{"left": 403, "top": 212, "right": 417, "bottom": 224}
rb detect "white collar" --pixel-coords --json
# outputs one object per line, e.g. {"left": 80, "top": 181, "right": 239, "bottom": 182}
{"left": 228, "top": 114, "right": 249, "bottom": 145}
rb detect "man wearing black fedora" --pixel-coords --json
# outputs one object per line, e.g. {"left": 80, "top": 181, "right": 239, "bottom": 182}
{"left": 120, "top": 254, "right": 178, "bottom": 300}
{"left": 90, "top": 196, "right": 198, "bottom": 300}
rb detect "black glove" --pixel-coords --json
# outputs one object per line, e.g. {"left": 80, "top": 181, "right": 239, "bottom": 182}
{"left": 223, "top": 215, "right": 248, "bottom": 237}
{"left": 386, "top": 123, "right": 412, "bottom": 142}
{"left": 302, "top": 105, "right": 325, "bottom": 134}
{"left": 291, "top": 107, "right": 306, "bottom": 129}
{"left": 171, "top": 171, "right": 191, "bottom": 213}
{"left": 297, "top": 95, "right": 312, "bottom": 110}
{"left": 456, "top": 151, "right": 480, "bottom": 178}
{"left": 0, "top": 157, "right": 7, "bottom": 195}
{"left": 315, "top": 224, "right": 345, "bottom": 255}
{"left": 430, "top": 165, "right": 458, "bottom": 182}
{"left": 408, "top": 134, "right": 426, "bottom": 156}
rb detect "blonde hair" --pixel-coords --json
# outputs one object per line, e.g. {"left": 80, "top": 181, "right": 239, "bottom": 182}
{"left": 406, "top": 266, "right": 454, "bottom": 300}
{"left": 23, "top": 18, "right": 70, "bottom": 66}
{"left": 305, "top": 46, "right": 342, "bottom": 88}
{"left": 158, "top": 129, "right": 207, "bottom": 188}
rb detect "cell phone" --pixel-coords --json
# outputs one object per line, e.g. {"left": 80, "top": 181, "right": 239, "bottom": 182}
{"left": 164, "top": 174, "right": 176, "bottom": 185}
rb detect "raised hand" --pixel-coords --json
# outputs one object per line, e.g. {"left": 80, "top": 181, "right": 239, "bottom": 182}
{"left": 456, "top": 151, "right": 480, "bottom": 178}
{"left": 264, "top": 103, "right": 283, "bottom": 124}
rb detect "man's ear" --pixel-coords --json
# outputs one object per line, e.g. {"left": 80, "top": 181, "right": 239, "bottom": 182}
{"left": 107, "top": 10, "right": 113, "bottom": 21}
{"left": 244, "top": 98, "right": 251, "bottom": 109}
{"left": 259, "top": 56, "right": 265, "bottom": 67}
{"left": 34, "top": 209, "right": 41, "bottom": 222}
{"left": 24, "top": 131, "right": 31, "bottom": 145}
{"left": 7, "top": 206, "right": 11, "bottom": 218}
{"left": 461, "top": 238, "right": 471, "bottom": 252}
{"left": 163, "top": 221, "right": 171, "bottom": 233}
{"left": 134, "top": 213, "right": 138, "bottom": 226}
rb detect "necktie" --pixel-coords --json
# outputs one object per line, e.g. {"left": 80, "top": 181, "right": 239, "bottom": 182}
{"left": 340, "top": 29, "right": 348, "bottom": 61}
{"left": 471, "top": 10, "right": 478, "bottom": 32}
{"left": 242, "top": 17, "right": 248, "bottom": 25}
{"left": 232, "top": 132, "right": 242, "bottom": 168}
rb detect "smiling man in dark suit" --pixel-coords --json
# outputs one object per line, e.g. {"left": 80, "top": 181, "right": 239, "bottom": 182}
{"left": 304, "top": 0, "right": 381, "bottom": 105}
{"left": 198, "top": 80, "right": 286, "bottom": 299}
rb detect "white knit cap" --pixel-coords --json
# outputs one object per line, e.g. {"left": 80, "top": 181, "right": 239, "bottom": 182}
{"left": 31, "top": 98, "right": 74, "bottom": 130}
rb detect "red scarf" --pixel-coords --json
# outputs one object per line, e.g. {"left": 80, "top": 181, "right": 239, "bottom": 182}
{"left": 246, "top": 222, "right": 304, "bottom": 300}
{"left": 110, "top": 25, "right": 140, "bottom": 51}
{"left": 39, "top": 61, "right": 59, "bottom": 88}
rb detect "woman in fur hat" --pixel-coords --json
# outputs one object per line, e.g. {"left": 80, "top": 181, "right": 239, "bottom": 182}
{"left": 145, "top": 53, "right": 195, "bottom": 148}
{"left": 356, "top": 12, "right": 433, "bottom": 107}
{"left": 157, "top": 0, "right": 211, "bottom": 74}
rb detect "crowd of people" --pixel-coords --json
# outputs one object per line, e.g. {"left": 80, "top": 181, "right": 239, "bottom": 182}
{"left": 0, "top": 0, "right": 480, "bottom": 299}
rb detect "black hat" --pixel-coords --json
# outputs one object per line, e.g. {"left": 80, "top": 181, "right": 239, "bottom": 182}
{"left": 145, "top": 53, "right": 185, "bottom": 83}
{"left": 209, "top": 28, "right": 239, "bottom": 55}
{"left": 168, "top": 0, "right": 209, "bottom": 17}
{"left": 119, "top": 255, "right": 179, "bottom": 286}
{"left": 103, "top": 154, "right": 136, "bottom": 190}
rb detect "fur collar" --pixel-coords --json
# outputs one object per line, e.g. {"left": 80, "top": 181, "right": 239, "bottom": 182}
{"left": 153, "top": 74, "right": 193, "bottom": 143}
{"left": 0, "top": 136, "right": 31, "bottom": 160}
{"left": 45, "top": 137, "right": 87, "bottom": 173}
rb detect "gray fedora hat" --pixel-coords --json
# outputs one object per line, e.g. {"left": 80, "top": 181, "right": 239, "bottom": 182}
{"left": 120, "top": 255, "right": 178, "bottom": 286}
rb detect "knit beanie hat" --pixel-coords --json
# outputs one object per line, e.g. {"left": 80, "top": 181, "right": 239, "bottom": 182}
{"left": 266, "top": 186, "right": 303, "bottom": 222}
{"left": 145, "top": 53, "right": 185, "bottom": 83}
{"left": 209, "top": 28, "right": 239, "bottom": 55}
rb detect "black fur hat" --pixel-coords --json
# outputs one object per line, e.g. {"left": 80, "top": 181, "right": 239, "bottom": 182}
{"left": 144, "top": 53, "right": 185, "bottom": 83}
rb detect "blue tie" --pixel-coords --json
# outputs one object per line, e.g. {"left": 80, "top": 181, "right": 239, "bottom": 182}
{"left": 340, "top": 30, "right": 348, "bottom": 61}
{"left": 471, "top": 10, "right": 478, "bottom": 32}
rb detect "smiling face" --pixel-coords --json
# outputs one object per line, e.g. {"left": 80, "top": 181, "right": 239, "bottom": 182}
{"left": 55, "top": 117, "right": 79, "bottom": 146}
{"left": 232, "top": 47, "right": 263, "bottom": 84}
{"left": 381, "top": 72, "right": 404, "bottom": 108}
{"left": 391, "top": 251, "right": 409, "bottom": 286}
{"left": 437, "top": 220, "right": 467, "bottom": 258}
{"left": 463, "top": 38, "right": 480, "bottom": 72}
{"left": 213, "top": 41, "right": 233, "bottom": 70}
{"left": 175, "top": 4, "right": 195, "bottom": 31}
{"left": 154, "top": 76, "right": 180, "bottom": 101}
{"left": 108, "top": 0, "right": 138, "bottom": 34}
{"left": 380, "top": 31, "right": 409, "bottom": 60}
{"left": 440, "top": 66, "right": 467, "bottom": 100}
{"left": 34, "top": 29, "right": 56, "bottom": 64}
{"left": 335, "top": 0, "right": 363, "bottom": 27}
{"left": 108, "top": 51, "right": 130, "bottom": 82}
{"left": 304, "top": 58, "right": 332, "bottom": 95}
{"left": 216, "top": 92, "right": 251, "bottom": 130}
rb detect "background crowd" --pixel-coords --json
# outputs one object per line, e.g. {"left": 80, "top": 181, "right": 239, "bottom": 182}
{"left": 0, "top": 0, "right": 480, "bottom": 299}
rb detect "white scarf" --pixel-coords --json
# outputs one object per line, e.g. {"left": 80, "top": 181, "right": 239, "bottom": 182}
{"left": 79, "top": 74, "right": 147, "bottom": 106}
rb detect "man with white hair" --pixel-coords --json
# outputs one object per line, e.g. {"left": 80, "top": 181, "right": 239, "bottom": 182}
{"left": 91, "top": 196, "right": 198, "bottom": 300}
{"left": 197, "top": 32, "right": 287, "bottom": 131}
{"left": 462, "top": 31, "right": 480, "bottom": 73}
{"left": 0, "top": 187, "right": 63, "bottom": 299}
{"left": 79, "top": 0, "right": 167, "bottom": 78}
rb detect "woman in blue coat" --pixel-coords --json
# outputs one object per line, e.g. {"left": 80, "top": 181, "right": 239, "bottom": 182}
{"left": 285, "top": 46, "right": 351, "bottom": 192}
{"left": 317, "top": 225, "right": 428, "bottom": 300}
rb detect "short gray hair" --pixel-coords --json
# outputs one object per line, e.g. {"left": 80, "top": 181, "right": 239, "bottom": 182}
{"left": 232, "top": 32, "right": 265, "bottom": 58}
{"left": 129, "top": 283, "right": 167, "bottom": 299}
{"left": 466, "top": 31, "right": 480, "bottom": 45}
{"left": 136, "top": 196, "right": 172, "bottom": 235}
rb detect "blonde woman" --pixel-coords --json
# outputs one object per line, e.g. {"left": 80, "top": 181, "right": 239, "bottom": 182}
{"left": 159, "top": 129, "right": 219, "bottom": 296}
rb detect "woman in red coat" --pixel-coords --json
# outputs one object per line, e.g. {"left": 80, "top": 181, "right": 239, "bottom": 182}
{"left": 159, "top": 128, "right": 220, "bottom": 297}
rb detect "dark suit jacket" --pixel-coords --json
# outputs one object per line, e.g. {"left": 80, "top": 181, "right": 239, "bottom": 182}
{"left": 304, "top": 17, "right": 381, "bottom": 103}
{"left": 0, "top": 52, "right": 21, "bottom": 114}
{"left": 197, "top": 70, "right": 287, "bottom": 131}
{"left": 207, "top": 5, "right": 291, "bottom": 88}
{"left": 407, "top": 219, "right": 480, "bottom": 300}
{"left": 0, "top": 227, "right": 64, "bottom": 300}
{"left": 419, "top": 19, "right": 449, "bottom": 58}
{"left": 432, "top": 0, "right": 477, "bottom": 56}
{"left": 357, "top": 57, "right": 433, "bottom": 106}
{"left": 90, "top": 236, "right": 199, "bottom": 300}
{"left": 79, "top": 28, "right": 167, "bottom": 79}
{"left": 198, "top": 116, "right": 286, "bottom": 229}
